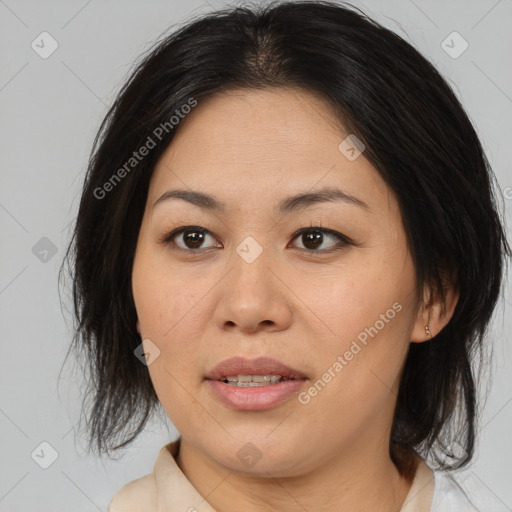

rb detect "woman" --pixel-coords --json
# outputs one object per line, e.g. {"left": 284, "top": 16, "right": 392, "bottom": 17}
{"left": 63, "top": 1, "right": 510, "bottom": 510}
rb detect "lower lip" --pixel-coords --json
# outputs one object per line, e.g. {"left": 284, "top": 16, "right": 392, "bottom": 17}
{"left": 206, "top": 379, "right": 307, "bottom": 411}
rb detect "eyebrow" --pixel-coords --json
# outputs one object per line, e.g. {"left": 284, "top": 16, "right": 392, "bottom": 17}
{"left": 153, "top": 186, "right": 370, "bottom": 214}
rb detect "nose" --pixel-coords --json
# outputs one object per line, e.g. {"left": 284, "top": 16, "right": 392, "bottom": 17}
{"left": 213, "top": 243, "right": 293, "bottom": 334}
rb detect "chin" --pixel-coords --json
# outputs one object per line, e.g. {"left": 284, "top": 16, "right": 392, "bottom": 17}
{"left": 206, "top": 431, "right": 310, "bottom": 477}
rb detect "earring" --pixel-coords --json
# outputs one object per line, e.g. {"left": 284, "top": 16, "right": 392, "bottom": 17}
{"left": 425, "top": 324, "right": 432, "bottom": 337}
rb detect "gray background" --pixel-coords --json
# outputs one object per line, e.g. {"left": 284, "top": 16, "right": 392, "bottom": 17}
{"left": 0, "top": 0, "right": 511, "bottom": 510}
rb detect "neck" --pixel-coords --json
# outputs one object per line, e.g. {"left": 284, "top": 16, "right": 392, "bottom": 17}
{"left": 176, "top": 434, "right": 416, "bottom": 512}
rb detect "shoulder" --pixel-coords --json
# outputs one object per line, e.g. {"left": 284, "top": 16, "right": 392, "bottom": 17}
{"left": 107, "top": 472, "right": 158, "bottom": 512}
{"left": 431, "top": 470, "right": 476, "bottom": 511}
{"left": 107, "top": 441, "right": 179, "bottom": 512}
{"left": 431, "top": 468, "right": 509, "bottom": 512}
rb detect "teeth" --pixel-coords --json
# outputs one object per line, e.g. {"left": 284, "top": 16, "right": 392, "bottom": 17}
{"left": 222, "top": 374, "right": 287, "bottom": 386}
{"left": 251, "top": 375, "right": 269, "bottom": 382}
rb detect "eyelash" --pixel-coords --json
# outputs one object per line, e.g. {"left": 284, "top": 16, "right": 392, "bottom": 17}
{"left": 157, "top": 223, "right": 355, "bottom": 256}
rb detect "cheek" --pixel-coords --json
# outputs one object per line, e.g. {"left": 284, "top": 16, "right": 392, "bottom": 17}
{"left": 296, "top": 255, "right": 415, "bottom": 409}
{"left": 132, "top": 241, "right": 207, "bottom": 339}
{"left": 132, "top": 247, "right": 216, "bottom": 408}
{"left": 296, "top": 259, "right": 411, "bottom": 347}
{"left": 132, "top": 251, "right": 210, "bottom": 429}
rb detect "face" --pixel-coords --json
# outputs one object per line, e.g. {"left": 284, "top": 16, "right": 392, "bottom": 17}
{"left": 132, "top": 87, "right": 423, "bottom": 477}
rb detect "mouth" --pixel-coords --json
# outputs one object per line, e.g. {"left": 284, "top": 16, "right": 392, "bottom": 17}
{"left": 205, "top": 356, "right": 308, "bottom": 411}
{"left": 205, "top": 355, "right": 306, "bottom": 382}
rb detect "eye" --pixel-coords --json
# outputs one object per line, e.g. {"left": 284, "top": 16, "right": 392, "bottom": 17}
{"left": 159, "top": 224, "right": 354, "bottom": 254}
{"left": 289, "top": 226, "right": 352, "bottom": 253}
{"left": 159, "top": 226, "right": 221, "bottom": 251}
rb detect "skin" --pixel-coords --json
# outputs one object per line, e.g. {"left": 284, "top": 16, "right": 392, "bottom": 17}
{"left": 131, "top": 88, "right": 459, "bottom": 512}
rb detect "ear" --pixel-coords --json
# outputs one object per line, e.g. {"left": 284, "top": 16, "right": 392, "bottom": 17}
{"left": 136, "top": 320, "right": 141, "bottom": 334}
{"left": 411, "top": 277, "right": 459, "bottom": 343}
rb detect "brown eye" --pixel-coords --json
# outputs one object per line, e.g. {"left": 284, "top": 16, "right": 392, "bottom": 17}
{"left": 160, "top": 226, "right": 221, "bottom": 251}
{"left": 299, "top": 230, "right": 324, "bottom": 250}
{"left": 179, "top": 229, "right": 207, "bottom": 249}
{"left": 290, "top": 227, "right": 352, "bottom": 253}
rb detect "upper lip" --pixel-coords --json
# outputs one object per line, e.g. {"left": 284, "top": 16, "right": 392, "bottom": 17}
{"left": 205, "top": 356, "right": 307, "bottom": 380}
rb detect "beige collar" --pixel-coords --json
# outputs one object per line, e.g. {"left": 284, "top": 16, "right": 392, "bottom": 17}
{"left": 155, "top": 440, "right": 217, "bottom": 512}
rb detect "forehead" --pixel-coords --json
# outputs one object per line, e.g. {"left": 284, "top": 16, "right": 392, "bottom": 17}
{"left": 156, "top": 87, "right": 343, "bottom": 163}
{"left": 148, "top": 88, "right": 391, "bottom": 215}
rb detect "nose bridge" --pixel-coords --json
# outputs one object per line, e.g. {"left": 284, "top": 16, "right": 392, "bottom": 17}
{"left": 230, "top": 234, "right": 275, "bottom": 298}
{"left": 214, "top": 233, "right": 292, "bottom": 332}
